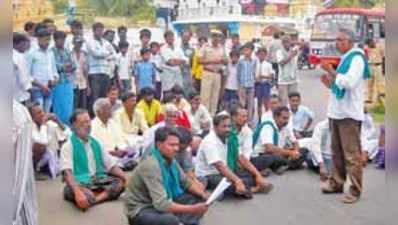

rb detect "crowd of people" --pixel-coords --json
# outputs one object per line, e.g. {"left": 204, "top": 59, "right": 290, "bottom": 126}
{"left": 13, "top": 18, "right": 386, "bottom": 225}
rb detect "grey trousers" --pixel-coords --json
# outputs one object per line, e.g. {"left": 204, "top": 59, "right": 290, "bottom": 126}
{"left": 128, "top": 193, "right": 204, "bottom": 225}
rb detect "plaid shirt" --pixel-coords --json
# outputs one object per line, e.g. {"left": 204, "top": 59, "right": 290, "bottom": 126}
{"left": 237, "top": 57, "right": 256, "bottom": 88}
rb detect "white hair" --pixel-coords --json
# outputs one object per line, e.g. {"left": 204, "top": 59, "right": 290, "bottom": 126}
{"left": 338, "top": 28, "right": 356, "bottom": 42}
{"left": 93, "top": 98, "right": 111, "bottom": 117}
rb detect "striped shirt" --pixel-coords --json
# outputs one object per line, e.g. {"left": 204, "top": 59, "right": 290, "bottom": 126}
{"left": 86, "top": 38, "right": 113, "bottom": 75}
{"left": 237, "top": 57, "right": 256, "bottom": 88}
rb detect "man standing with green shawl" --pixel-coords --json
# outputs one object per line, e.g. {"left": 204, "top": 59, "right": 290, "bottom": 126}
{"left": 195, "top": 113, "right": 273, "bottom": 199}
{"left": 320, "top": 28, "right": 371, "bottom": 204}
{"left": 61, "top": 109, "right": 127, "bottom": 211}
{"left": 124, "top": 126, "right": 209, "bottom": 225}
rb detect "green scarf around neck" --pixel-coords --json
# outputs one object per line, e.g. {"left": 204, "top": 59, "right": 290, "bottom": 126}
{"left": 252, "top": 121, "right": 279, "bottom": 148}
{"left": 331, "top": 50, "right": 371, "bottom": 100}
{"left": 151, "top": 147, "right": 184, "bottom": 200}
{"left": 227, "top": 125, "right": 240, "bottom": 172}
{"left": 71, "top": 133, "right": 107, "bottom": 185}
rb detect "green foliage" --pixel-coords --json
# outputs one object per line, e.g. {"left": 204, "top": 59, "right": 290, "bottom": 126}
{"left": 51, "top": 0, "right": 69, "bottom": 14}
{"left": 50, "top": 0, "right": 155, "bottom": 21}
{"left": 87, "top": 0, "right": 155, "bottom": 20}
{"left": 332, "top": 0, "right": 384, "bottom": 8}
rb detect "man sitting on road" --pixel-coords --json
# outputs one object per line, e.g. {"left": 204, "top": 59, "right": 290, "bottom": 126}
{"left": 288, "top": 91, "right": 314, "bottom": 138}
{"left": 61, "top": 109, "right": 127, "bottom": 211}
{"left": 91, "top": 98, "right": 137, "bottom": 171}
{"left": 29, "top": 102, "right": 68, "bottom": 180}
{"left": 113, "top": 92, "right": 148, "bottom": 148}
{"left": 124, "top": 126, "right": 209, "bottom": 225}
{"left": 195, "top": 113, "right": 273, "bottom": 199}
{"left": 252, "top": 106, "right": 309, "bottom": 174}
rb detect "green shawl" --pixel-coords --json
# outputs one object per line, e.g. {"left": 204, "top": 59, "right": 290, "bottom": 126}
{"left": 331, "top": 50, "right": 371, "bottom": 100}
{"left": 227, "top": 125, "right": 240, "bottom": 172}
{"left": 71, "top": 133, "right": 107, "bottom": 185}
{"left": 252, "top": 121, "right": 279, "bottom": 147}
{"left": 151, "top": 147, "right": 184, "bottom": 200}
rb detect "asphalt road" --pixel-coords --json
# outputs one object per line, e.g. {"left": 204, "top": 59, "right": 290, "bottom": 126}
{"left": 37, "top": 69, "right": 387, "bottom": 225}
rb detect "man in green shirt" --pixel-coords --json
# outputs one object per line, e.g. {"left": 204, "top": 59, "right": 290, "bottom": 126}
{"left": 124, "top": 126, "right": 209, "bottom": 225}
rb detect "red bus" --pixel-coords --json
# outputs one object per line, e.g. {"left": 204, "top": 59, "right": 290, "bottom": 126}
{"left": 309, "top": 8, "right": 385, "bottom": 66}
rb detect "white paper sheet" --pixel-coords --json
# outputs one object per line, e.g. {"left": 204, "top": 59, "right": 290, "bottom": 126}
{"left": 206, "top": 177, "right": 231, "bottom": 205}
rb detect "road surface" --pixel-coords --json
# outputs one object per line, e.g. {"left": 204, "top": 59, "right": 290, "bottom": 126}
{"left": 37, "top": 69, "right": 387, "bottom": 225}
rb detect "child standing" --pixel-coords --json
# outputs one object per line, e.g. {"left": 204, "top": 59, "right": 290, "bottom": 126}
{"left": 255, "top": 48, "right": 275, "bottom": 123}
{"left": 223, "top": 50, "right": 240, "bottom": 109}
{"left": 134, "top": 47, "right": 156, "bottom": 94}
{"left": 150, "top": 42, "right": 163, "bottom": 100}
{"left": 237, "top": 42, "right": 256, "bottom": 126}
{"left": 117, "top": 41, "right": 134, "bottom": 94}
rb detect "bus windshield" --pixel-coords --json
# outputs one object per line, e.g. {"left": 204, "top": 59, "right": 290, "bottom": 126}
{"left": 311, "top": 13, "right": 363, "bottom": 40}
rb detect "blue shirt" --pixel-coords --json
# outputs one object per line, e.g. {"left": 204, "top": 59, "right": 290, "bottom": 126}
{"left": 290, "top": 105, "right": 314, "bottom": 132}
{"left": 134, "top": 61, "right": 156, "bottom": 91}
{"left": 237, "top": 58, "right": 256, "bottom": 88}
{"left": 27, "top": 47, "right": 59, "bottom": 88}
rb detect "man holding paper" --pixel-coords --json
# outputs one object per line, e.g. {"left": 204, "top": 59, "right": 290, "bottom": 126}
{"left": 320, "top": 28, "right": 371, "bottom": 204}
{"left": 195, "top": 112, "right": 273, "bottom": 199}
{"left": 124, "top": 126, "right": 209, "bottom": 225}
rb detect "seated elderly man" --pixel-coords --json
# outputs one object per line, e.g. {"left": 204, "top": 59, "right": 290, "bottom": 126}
{"left": 252, "top": 106, "right": 309, "bottom": 174}
{"left": 124, "top": 126, "right": 209, "bottom": 225}
{"left": 29, "top": 102, "right": 68, "bottom": 180}
{"left": 141, "top": 103, "right": 179, "bottom": 155}
{"left": 195, "top": 113, "right": 273, "bottom": 199}
{"left": 61, "top": 109, "right": 127, "bottom": 211}
{"left": 91, "top": 98, "right": 137, "bottom": 171}
{"left": 113, "top": 92, "right": 148, "bottom": 148}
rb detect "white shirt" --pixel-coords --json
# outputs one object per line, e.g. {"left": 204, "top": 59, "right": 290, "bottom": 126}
{"left": 13, "top": 49, "right": 32, "bottom": 102}
{"left": 91, "top": 117, "right": 128, "bottom": 152}
{"left": 327, "top": 48, "right": 366, "bottom": 121}
{"left": 252, "top": 118, "right": 296, "bottom": 157}
{"left": 184, "top": 104, "right": 212, "bottom": 135}
{"left": 225, "top": 63, "right": 239, "bottom": 90}
{"left": 117, "top": 52, "right": 133, "bottom": 80}
{"left": 299, "top": 119, "right": 331, "bottom": 166}
{"left": 150, "top": 53, "right": 163, "bottom": 82}
{"left": 255, "top": 59, "right": 274, "bottom": 82}
{"left": 32, "top": 121, "right": 67, "bottom": 153}
{"left": 160, "top": 44, "right": 188, "bottom": 72}
{"left": 237, "top": 125, "right": 253, "bottom": 159}
{"left": 195, "top": 131, "right": 243, "bottom": 177}
{"left": 60, "top": 136, "right": 117, "bottom": 175}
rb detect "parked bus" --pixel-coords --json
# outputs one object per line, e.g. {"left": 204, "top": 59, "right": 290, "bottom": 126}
{"left": 309, "top": 8, "right": 385, "bottom": 66}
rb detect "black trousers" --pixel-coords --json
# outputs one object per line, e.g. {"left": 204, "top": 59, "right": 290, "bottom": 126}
{"left": 204, "top": 171, "right": 255, "bottom": 196}
{"left": 88, "top": 74, "right": 110, "bottom": 114}
{"left": 129, "top": 193, "right": 204, "bottom": 225}
{"left": 74, "top": 88, "right": 88, "bottom": 110}
{"left": 250, "top": 154, "right": 288, "bottom": 171}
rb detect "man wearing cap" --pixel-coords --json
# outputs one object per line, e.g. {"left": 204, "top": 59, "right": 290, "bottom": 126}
{"left": 27, "top": 27, "right": 59, "bottom": 112}
{"left": 198, "top": 29, "right": 228, "bottom": 116}
{"left": 160, "top": 31, "right": 188, "bottom": 96}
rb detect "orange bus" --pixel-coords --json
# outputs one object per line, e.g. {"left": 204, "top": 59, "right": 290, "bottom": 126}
{"left": 309, "top": 8, "right": 385, "bottom": 66}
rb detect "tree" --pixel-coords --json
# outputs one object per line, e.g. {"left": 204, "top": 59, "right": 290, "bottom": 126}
{"left": 330, "top": 0, "right": 384, "bottom": 8}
